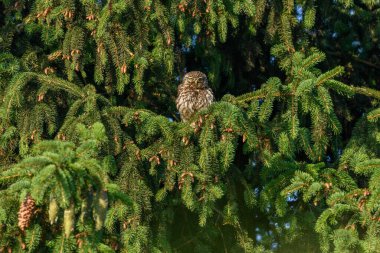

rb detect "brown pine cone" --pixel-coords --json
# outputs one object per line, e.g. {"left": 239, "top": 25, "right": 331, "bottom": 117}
{"left": 18, "top": 195, "right": 36, "bottom": 231}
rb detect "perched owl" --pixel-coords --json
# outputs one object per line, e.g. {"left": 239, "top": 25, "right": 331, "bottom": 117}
{"left": 176, "top": 71, "right": 214, "bottom": 122}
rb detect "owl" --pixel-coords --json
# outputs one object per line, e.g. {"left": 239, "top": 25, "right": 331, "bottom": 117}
{"left": 176, "top": 71, "right": 214, "bottom": 122}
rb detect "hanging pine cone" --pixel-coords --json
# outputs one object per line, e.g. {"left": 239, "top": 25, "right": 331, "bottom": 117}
{"left": 64, "top": 202, "right": 75, "bottom": 238}
{"left": 94, "top": 190, "right": 108, "bottom": 231}
{"left": 48, "top": 197, "right": 59, "bottom": 225}
{"left": 18, "top": 195, "right": 36, "bottom": 231}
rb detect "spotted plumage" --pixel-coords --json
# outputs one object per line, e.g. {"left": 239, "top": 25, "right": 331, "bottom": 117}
{"left": 176, "top": 71, "right": 214, "bottom": 122}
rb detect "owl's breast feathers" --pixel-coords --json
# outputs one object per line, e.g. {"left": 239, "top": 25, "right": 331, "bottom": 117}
{"left": 176, "top": 84, "right": 214, "bottom": 122}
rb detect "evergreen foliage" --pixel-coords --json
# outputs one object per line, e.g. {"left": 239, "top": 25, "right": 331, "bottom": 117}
{"left": 0, "top": 122, "right": 131, "bottom": 251}
{"left": 0, "top": 0, "right": 379, "bottom": 252}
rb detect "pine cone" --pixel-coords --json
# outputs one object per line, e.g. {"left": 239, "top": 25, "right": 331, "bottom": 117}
{"left": 94, "top": 190, "right": 108, "bottom": 231}
{"left": 64, "top": 202, "right": 75, "bottom": 238}
{"left": 48, "top": 197, "right": 59, "bottom": 225}
{"left": 18, "top": 195, "right": 36, "bottom": 231}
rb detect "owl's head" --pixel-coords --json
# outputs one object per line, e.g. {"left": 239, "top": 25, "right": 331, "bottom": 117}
{"left": 182, "top": 71, "right": 209, "bottom": 89}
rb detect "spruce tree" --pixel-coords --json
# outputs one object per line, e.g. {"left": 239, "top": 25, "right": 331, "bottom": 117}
{"left": 0, "top": 0, "right": 379, "bottom": 252}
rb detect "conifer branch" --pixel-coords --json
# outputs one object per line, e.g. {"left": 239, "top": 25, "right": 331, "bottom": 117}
{"left": 1, "top": 0, "right": 380, "bottom": 251}
{"left": 353, "top": 86, "right": 380, "bottom": 100}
